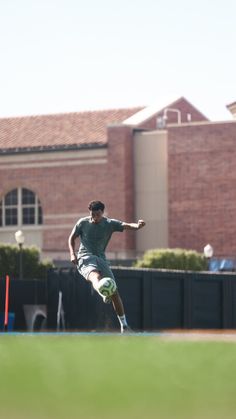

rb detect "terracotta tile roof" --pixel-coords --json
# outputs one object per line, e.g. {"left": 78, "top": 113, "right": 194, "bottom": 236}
{"left": 0, "top": 107, "right": 143, "bottom": 153}
{"left": 226, "top": 101, "right": 236, "bottom": 108}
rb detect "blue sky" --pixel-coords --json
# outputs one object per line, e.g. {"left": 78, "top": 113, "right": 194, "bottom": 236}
{"left": 0, "top": 0, "right": 235, "bottom": 120}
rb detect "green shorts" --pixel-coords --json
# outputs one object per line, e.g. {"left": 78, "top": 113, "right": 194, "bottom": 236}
{"left": 77, "top": 255, "right": 115, "bottom": 281}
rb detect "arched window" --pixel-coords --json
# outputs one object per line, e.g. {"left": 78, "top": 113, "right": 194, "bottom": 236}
{"left": 0, "top": 188, "right": 43, "bottom": 227}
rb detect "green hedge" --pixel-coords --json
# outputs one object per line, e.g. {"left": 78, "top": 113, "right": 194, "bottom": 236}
{"left": 0, "top": 244, "right": 54, "bottom": 280}
{"left": 134, "top": 248, "right": 208, "bottom": 271}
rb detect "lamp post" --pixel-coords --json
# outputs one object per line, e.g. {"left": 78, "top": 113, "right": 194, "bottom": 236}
{"left": 15, "top": 230, "right": 25, "bottom": 280}
{"left": 203, "top": 243, "right": 214, "bottom": 271}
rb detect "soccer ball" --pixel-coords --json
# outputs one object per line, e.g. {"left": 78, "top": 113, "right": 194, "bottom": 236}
{"left": 97, "top": 277, "right": 117, "bottom": 297}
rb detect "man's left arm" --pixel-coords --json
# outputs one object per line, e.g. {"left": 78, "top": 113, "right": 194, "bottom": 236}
{"left": 122, "top": 220, "right": 146, "bottom": 230}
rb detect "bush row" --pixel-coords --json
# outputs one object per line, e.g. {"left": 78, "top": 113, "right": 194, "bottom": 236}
{"left": 134, "top": 248, "right": 208, "bottom": 271}
{"left": 0, "top": 244, "right": 54, "bottom": 280}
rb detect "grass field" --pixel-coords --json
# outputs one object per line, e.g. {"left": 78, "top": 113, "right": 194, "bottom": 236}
{"left": 0, "top": 334, "right": 236, "bottom": 419}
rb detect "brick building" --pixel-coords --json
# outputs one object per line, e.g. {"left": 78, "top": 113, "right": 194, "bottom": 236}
{"left": 0, "top": 97, "right": 235, "bottom": 263}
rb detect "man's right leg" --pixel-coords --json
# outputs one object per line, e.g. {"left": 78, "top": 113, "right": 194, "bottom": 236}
{"left": 88, "top": 271, "right": 131, "bottom": 333}
{"left": 87, "top": 270, "right": 105, "bottom": 300}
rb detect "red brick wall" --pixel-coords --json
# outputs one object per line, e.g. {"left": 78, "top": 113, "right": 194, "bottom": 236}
{"left": 0, "top": 124, "right": 136, "bottom": 257}
{"left": 0, "top": 160, "right": 111, "bottom": 252}
{"left": 106, "top": 124, "right": 136, "bottom": 254}
{"left": 168, "top": 121, "right": 236, "bottom": 257}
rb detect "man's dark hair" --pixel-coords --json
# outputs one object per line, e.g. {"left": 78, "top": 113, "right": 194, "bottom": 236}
{"left": 88, "top": 200, "right": 105, "bottom": 212}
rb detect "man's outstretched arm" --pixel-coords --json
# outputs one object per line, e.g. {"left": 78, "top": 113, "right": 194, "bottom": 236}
{"left": 68, "top": 226, "right": 78, "bottom": 264}
{"left": 122, "top": 219, "right": 146, "bottom": 230}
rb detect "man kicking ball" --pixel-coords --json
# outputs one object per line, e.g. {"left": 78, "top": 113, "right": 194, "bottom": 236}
{"left": 68, "top": 200, "right": 145, "bottom": 333}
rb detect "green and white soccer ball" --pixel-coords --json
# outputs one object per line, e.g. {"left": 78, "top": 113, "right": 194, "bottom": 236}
{"left": 97, "top": 277, "right": 117, "bottom": 297}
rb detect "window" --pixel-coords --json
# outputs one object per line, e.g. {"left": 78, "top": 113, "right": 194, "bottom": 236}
{"left": 0, "top": 188, "right": 43, "bottom": 227}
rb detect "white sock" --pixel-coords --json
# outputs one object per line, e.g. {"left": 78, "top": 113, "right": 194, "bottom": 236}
{"left": 117, "top": 314, "right": 128, "bottom": 327}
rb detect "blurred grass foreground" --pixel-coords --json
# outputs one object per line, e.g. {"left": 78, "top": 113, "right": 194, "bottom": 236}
{"left": 0, "top": 335, "right": 236, "bottom": 419}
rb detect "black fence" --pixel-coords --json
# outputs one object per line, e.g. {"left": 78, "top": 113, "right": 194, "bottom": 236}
{"left": 1, "top": 268, "right": 236, "bottom": 331}
{"left": 0, "top": 278, "right": 47, "bottom": 330}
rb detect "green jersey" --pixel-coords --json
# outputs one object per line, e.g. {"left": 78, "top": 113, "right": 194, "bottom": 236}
{"left": 74, "top": 216, "right": 124, "bottom": 260}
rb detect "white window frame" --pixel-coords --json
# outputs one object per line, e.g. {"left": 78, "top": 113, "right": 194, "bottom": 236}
{"left": 0, "top": 187, "right": 43, "bottom": 228}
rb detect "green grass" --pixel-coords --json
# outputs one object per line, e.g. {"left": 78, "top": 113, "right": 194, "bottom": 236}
{"left": 0, "top": 335, "right": 236, "bottom": 419}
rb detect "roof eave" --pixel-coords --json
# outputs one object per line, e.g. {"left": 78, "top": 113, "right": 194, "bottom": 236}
{"left": 0, "top": 142, "right": 107, "bottom": 155}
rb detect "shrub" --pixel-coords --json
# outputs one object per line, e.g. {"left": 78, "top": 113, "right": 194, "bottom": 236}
{"left": 0, "top": 244, "right": 54, "bottom": 280}
{"left": 134, "top": 248, "right": 207, "bottom": 271}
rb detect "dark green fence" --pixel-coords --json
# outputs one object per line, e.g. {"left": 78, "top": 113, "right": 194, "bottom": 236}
{"left": 1, "top": 268, "right": 236, "bottom": 331}
{"left": 0, "top": 278, "right": 46, "bottom": 330}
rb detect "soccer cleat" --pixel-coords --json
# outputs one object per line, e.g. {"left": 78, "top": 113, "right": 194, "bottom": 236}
{"left": 121, "top": 324, "right": 134, "bottom": 333}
